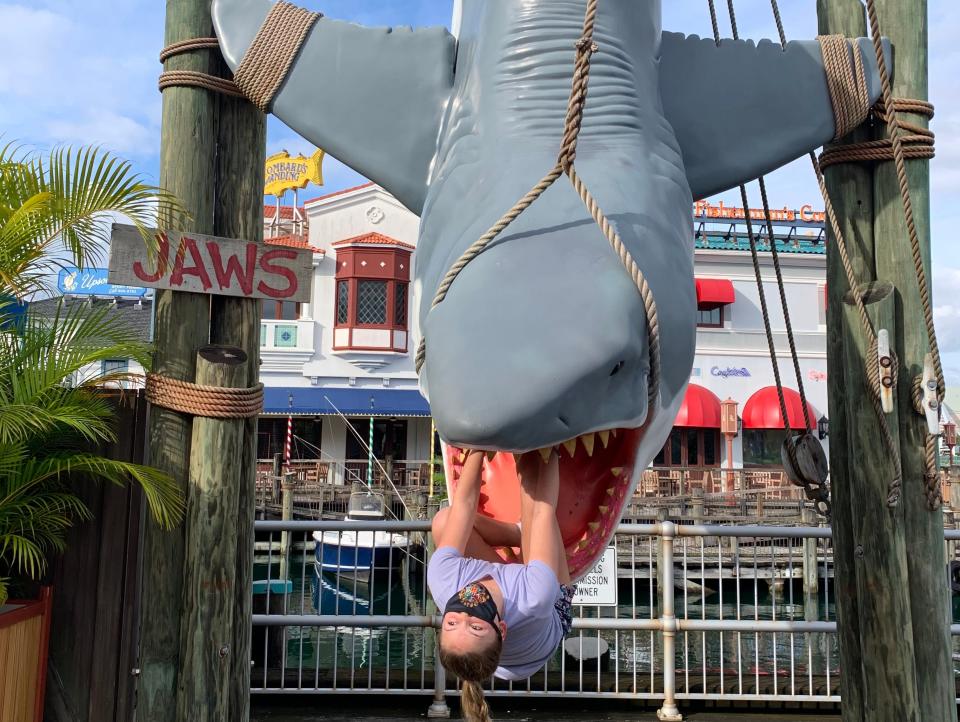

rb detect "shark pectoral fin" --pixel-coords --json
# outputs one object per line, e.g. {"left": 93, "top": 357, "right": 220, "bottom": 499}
{"left": 213, "top": 0, "right": 456, "bottom": 214}
{"left": 659, "top": 32, "right": 889, "bottom": 200}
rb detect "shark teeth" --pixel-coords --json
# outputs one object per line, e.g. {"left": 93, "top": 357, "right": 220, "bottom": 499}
{"left": 581, "top": 433, "right": 595, "bottom": 457}
{"left": 538, "top": 447, "right": 552, "bottom": 463}
{"left": 485, "top": 451, "right": 497, "bottom": 462}
{"left": 562, "top": 439, "right": 577, "bottom": 457}
{"left": 598, "top": 430, "right": 610, "bottom": 448}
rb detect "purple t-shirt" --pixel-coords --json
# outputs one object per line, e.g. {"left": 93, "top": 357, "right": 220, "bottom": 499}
{"left": 427, "top": 546, "right": 564, "bottom": 681}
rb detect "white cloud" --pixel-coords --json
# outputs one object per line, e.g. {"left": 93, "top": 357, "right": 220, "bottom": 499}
{"left": 46, "top": 111, "right": 154, "bottom": 155}
{"left": 935, "top": 268, "right": 960, "bottom": 353}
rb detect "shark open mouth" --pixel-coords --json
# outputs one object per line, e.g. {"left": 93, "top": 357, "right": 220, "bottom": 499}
{"left": 443, "top": 427, "right": 645, "bottom": 580}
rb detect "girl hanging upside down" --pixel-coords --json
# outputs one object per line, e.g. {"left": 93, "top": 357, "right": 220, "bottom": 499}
{"left": 428, "top": 449, "right": 574, "bottom": 722}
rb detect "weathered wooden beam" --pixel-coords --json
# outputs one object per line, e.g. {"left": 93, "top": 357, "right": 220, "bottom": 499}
{"left": 210, "top": 60, "right": 266, "bottom": 722}
{"left": 136, "top": 0, "right": 215, "bottom": 717}
{"left": 840, "top": 282, "right": 918, "bottom": 721}
{"left": 870, "top": 2, "right": 956, "bottom": 719}
{"left": 817, "top": 5, "right": 882, "bottom": 719}
{"left": 175, "top": 346, "right": 248, "bottom": 721}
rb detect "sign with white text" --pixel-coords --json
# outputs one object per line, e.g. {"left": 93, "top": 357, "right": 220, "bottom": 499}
{"left": 572, "top": 546, "right": 618, "bottom": 606}
{"left": 58, "top": 267, "right": 147, "bottom": 297}
{"left": 108, "top": 224, "right": 314, "bottom": 302}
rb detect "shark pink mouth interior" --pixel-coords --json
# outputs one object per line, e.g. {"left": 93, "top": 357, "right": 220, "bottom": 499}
{"left": 444, "top": 427, "right": 645, "bottom": 580}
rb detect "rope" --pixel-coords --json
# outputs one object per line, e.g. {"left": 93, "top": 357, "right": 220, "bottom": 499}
{"left": 146, "top": 373, "right": 264, "bottom": 419}
{"left": 711, "top": 0, "right": 831, "bottom": 516}
{"left": 414, "top": 0, "right": 661, "bottom": 409}
{"left": 159, "top": 37, "right": 221, "bottom": 63}
{"left": 158, "top": 36, "right": 244, "bottom": 97}
{"left": 864, "top": 0, "right": 945, "bottom": 505}
{"left": 770, "top": 0, "right": 916, "bottom": 508}
{"left": 817, "top": 34, "right": 871, "bottom": 139}
{"left": 233, "top": 1, "right": 322, "bottom": 113}
{"left": 820, "top": 98, "right": 935, "bottom": 169}
{"left": 158, "top": 70, "right": 245, "bottom": 98}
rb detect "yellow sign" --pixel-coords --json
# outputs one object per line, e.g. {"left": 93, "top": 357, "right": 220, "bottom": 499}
{"left": 264, "top": 149, "right": 325, "bottom": 197}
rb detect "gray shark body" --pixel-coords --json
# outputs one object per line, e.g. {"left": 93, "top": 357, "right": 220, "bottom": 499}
{"left": 213, "top": 0, "right": 885, "bottom": 497}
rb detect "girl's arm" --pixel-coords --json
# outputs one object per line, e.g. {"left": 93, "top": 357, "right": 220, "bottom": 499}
{"left": 518, "top": 451, "right": 571, "bottom": 584}
{"left": 434, "top": 449, "right": 484, "bottom": 554}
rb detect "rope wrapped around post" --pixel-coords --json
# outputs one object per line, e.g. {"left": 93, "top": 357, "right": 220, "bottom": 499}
{"left": 414, "top": 0, "right": 661, "bottom": 411}
{"left": 146, "top": 372, "right": 264, "bottom": 419}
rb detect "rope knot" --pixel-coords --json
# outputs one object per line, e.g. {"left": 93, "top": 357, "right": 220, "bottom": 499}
{"left": 575, "top": 37, "right": 599, "bottom": 54}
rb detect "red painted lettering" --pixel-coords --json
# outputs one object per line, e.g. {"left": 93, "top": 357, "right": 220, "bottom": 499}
{"left": 169, "top": 235, "right": 213, "bottom": 291}
{"left": 256, "top": 249, "right": 299, "bottom": 299}
{"left": 207, "top": 241, "right": 257, "bottom": 295}
{"left": 133, "top": 232, "right": 170, "bottom": 283}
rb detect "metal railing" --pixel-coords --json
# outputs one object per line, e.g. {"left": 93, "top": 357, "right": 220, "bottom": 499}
{"left": 251, "top": 518, "right": 889, "bottom": 718}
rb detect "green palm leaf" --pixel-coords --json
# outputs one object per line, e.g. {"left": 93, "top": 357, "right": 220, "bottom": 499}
{"left": 0, "top": 143, "right": 188, "bottom": 596}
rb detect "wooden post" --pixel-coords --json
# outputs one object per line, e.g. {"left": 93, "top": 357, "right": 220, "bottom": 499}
{"left": 801, "top": 507, "right": 819, "bottom": 623}
{"left": 278, "top": 474, "right": 295, "bottom": 584}
{"left": 137, "top": 1, "right": 217, "bottom": 717}
{"left": 175, "top": 346, "right": 248, "bottom": 721}
{"left": 870, "top": 2, "right": 955, "bottom": 718}
{"left": 209, "top": 53, "right": 266, "bottom": 720}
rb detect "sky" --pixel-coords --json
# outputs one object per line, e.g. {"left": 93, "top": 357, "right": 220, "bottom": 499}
{"left": 1, "top": 0, "right": 958, "bottom": 384}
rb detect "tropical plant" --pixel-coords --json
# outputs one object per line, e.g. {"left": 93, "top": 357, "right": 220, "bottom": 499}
{"left": 0, "top": 144, "right": 187, "bottom": 603}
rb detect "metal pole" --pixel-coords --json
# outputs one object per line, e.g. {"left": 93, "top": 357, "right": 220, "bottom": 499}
{"left": 367, "top": 399, "right": 375, "bottom": 487}
{"left": 428, "top": 420, "right": 436, "bottom": 498}
{"left": 656, "top": 521, "right": 682, "bottom": 722}
{"left": 427, "top": 635, "right": 450, "bottom": 718}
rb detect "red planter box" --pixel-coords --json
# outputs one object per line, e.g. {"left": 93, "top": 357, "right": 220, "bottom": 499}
{"left": 0, "top": 587, "right": 52, "bottom": 722}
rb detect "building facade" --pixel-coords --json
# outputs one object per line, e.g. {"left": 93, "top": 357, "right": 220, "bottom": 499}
{"left": 258, "top": 188, "right": 830, "bottom": 483}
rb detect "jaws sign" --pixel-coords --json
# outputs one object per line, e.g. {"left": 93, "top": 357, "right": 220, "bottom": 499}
{"left": 108, "top": 224, "right": 313, "bottom": 302}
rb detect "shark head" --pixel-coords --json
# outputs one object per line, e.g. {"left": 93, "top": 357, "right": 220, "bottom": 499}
{"left": 417, "top": 184, "right": 696, "bottom": 580}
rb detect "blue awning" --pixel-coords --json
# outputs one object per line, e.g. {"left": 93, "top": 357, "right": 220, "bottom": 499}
{"left": 262, "top": 387, "right": 431, "bottom": 417}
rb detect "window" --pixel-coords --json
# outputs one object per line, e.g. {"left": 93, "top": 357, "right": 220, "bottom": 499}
{"left": 395, "top": 283, "right": 408, "bottom": 327}
{"left": 696, "top": 306, "right": 723, "bottom": 328}
{"left": 743, "top": 429, "right": 786, "bottom": 467}
{"left": 102, "top": 359, "right": 129, "bottom": 375}
{"left": 357, "top": 280, "right": 388, "bottom": 325}
{"left": 262, "top": 300, "right": 301, "bottom": 320}
{"left": 333, "top": 240, "right": 412, "bottom": 351}
{"left": 654, "top": 428, "right": 721, "bottom": 467}
{"left": 336, "top": 281, "right": 349, "bottom": 324}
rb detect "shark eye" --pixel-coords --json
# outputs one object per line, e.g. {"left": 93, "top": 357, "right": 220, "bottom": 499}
{"left": 610, "top": 361, "right": 625, "bottom": 377}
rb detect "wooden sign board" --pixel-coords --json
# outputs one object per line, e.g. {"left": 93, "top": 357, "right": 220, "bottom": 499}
{"left": 108, "top": 224, "right": 314, "bottom": 302}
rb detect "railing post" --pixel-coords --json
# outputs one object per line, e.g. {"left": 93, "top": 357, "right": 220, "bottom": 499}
{"left": 428, "top": 620, "right": 450, "bottom": 718}
{"left": 657, "top": 521, "right": 683, "bottom": 722}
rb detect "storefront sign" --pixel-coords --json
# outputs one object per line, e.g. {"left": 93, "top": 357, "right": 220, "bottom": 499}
{"left": 264, "top": 149, "right": 325, "bottom": 197}
{"left": 693, "top": 200, "right": 825, "bottom": 224}
{"left": 57, "top": 267, "right": 147, "bottom": 297}
{"left": 108, "top": 224, "right": 314, "bottom": 302}
{"left": 711, "top": 366, "right": 751, "bottom": 379}
{"left": 572, "top": 547, "right": 618, "bottom": 606}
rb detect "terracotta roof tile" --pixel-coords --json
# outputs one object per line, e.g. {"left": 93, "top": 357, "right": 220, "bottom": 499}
{"left": 263, "top": 205, "right": 305, "bottom": 220}
{"left": 265, "top": 234, "right": 324, "bottom": 254}
{"left": 331, "top": 232, "right": 415, "bottom": 251}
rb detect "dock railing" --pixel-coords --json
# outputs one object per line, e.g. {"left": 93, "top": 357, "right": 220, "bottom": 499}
{"left": 251, "top": 518, "right": 960, "bottom": 719}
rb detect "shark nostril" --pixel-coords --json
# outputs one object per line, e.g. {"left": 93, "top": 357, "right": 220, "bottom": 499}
{"left": 610, "top": 361, "right": 625, "bottom": 377}
{"left": 558, "top": 414, "right": 571, "bottom": 428}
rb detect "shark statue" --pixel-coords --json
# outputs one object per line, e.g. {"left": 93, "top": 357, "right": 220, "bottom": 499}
{"left": 213, "top": 0, "right": 887, "bottom": 579}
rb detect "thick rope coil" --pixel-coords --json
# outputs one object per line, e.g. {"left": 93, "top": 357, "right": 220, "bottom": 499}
{"left": 158, "top": 37, "right": 244, "bottom": 97}
{"left": 233, "top": 1, "right": 322, "bottom": 113}
{"left": 146, "top": 373, "right": 264, "bottom": 419}
{"left": 414, "top": 0, "right": 661, "bottom": 409}
{"left": 820, "top": 98, "right": 935, "bottom": 169}
{"left": 817, "top": 34, "right": 871, "bottom": 140}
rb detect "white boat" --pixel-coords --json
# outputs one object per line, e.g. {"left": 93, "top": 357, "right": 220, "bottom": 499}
{"left": 313, "top": 492, "right": 409, "bottom": 583}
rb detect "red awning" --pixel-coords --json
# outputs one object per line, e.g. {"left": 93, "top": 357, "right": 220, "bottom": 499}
{"left": 696, "top": 278, "right": 736, "bottom": 309}
{"left": 742, "top": 386, "right": 817, "bottom": 430}
{"left": 674, "top": 384, "right": 723, "bottom": 428}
